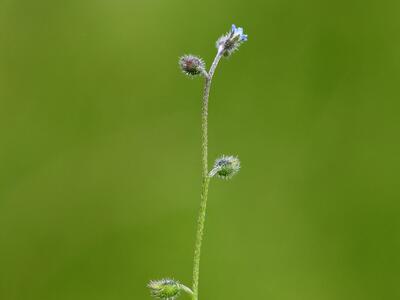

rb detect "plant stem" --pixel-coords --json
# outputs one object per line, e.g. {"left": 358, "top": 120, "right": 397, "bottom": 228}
{"left": 192, "top": 50, "right": 223, "bottom": 300}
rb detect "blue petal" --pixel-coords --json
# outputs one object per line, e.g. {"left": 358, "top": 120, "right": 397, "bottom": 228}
{"left": 231, "top": 24, "right": 237, "bottom": 33}
{"left": 241, "top": 34, "right": 248, "bottom": 41}
{"left": 237, "top": 27, "right": 244, "bottom": 35}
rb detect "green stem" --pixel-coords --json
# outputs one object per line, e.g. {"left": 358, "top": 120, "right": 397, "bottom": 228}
{"left": 192, "top": 50, "right": 223, "bottom": 300}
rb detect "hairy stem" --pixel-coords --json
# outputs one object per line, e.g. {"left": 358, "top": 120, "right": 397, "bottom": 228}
{"left": 192, "top": 50, "right": 222, "bottom": 300}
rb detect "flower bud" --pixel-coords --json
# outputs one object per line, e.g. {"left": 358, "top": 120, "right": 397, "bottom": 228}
{"left": 209, "top": 155, "right": 241, "bottom": 179}
{"left": 148, "top": 279, "right": 181, "bottom": 299}
{"left": 216, "top": 24, "right": 248, "bottom": 57}
{"left": 179, "top": 55, "right": 206, "bottom": 77}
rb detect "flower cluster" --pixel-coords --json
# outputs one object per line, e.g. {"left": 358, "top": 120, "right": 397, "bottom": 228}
{"left": 178, "top": 24, "right": 248, "bottom": 77}
{"left": 179, "top": 55, "right": 206, "bottom": 77}
{"left": 147, "top": 279, "right": 181, "bottom": 300}
{"left": 216, "top": 24, "right": 248, "bottom": 57}
{"left": 148, "top": 279, "right": 193, "bottom": 300}
{"left": 209, "top": 155, "right": 241, "bottom": 179}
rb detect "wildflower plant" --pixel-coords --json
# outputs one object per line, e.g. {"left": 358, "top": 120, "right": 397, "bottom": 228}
{"left": 148, "top": 24, "right": 247, "bottom": 300}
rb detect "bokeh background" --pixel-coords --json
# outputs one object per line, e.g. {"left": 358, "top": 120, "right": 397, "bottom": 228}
{"left": 1, "top": 0, "right": 400, "bottom": 299}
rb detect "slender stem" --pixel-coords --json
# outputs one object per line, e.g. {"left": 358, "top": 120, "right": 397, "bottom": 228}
{"left": 192, "top": 50, "right": 223, "bottom": 300}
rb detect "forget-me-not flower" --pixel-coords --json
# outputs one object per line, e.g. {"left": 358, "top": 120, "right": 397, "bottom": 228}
{"left": 217, "top": 24, "right": 248, "bottom": 56}
{"left": 231, "top": 24, "right": 248, "bottom": 42}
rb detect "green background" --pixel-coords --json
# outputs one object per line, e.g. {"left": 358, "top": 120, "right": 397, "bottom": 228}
{"left": 1, "top": 0, "right": 399, "bottom": 299}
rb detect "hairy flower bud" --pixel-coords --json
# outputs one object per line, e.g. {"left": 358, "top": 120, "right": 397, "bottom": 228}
{"left": 148, "top": 279, "right": 181, "bottom": 299}
{"left": 147, "top": 279, "right": 193, "bottom": 300}
{"left": 216, "top": 24, "right": 248, "bottom": 57}
{"left": 179, "top": 55, "right": 206, "bottom": 77}
{"left": 209, "top": 155, "right": 241, "bottom": 179}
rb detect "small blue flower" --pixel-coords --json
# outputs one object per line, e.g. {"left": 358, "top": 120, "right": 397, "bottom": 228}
{"left": 231, "top": 24, "right": 248, "bottom": 41}
{"left": 216, "top": 24, "right": 248, "bottom": 56}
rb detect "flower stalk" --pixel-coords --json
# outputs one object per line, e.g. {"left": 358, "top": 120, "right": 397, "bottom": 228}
{"left": 192, "top": 48, "right": 223, "bottom": 300}
{"left": 148, "top": 24, "right": 247, "bottom": 300}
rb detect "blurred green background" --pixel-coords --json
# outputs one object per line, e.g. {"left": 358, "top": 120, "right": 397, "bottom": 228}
{"left": 1, "top": 0, "right": 400, "bottom": 299}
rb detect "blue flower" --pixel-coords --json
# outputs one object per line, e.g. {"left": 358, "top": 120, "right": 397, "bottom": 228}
{"left": 231, "top": 24, "right": 248, "bottom": 41}
{"left": 216, "top": 24, "right": 248, "bottom": 56}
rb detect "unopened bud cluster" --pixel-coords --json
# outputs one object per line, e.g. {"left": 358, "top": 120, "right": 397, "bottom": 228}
{"left": 210, "top": 155, "right": 241, "bottom": 179}
{"left": 148, "top": 279, "right": 193, "bottom": 300}
{"left": 148, "top": 279, "right": 181, "bottom": 300}
{"left": 179, "top": 55, "right": 206, "bottom": 77}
